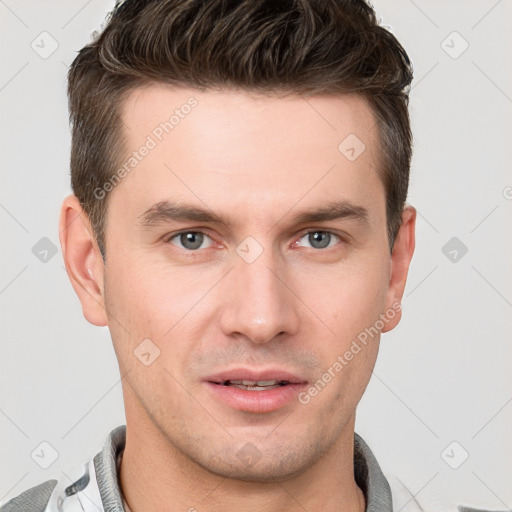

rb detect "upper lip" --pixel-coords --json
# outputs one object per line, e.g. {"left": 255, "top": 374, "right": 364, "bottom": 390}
{"left": 204, "top": 368, "right": 308, "bottom": 385}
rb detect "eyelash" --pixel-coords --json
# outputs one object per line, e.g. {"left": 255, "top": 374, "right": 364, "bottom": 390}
{"left": 164, "top": 229, "right": 346, "bottom": 254}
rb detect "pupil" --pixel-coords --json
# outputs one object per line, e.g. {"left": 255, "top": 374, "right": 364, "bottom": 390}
{"left": 310, "top": 231, "right": 330, "bottom": 249}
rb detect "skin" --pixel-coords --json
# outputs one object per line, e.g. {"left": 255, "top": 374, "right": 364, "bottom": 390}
{"left": 60, "top": 84, "right": 415, "bottom": 512}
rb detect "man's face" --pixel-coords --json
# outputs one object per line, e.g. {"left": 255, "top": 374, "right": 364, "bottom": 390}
{"left": 82, "top": 85, "right": 412, "bottom": 480}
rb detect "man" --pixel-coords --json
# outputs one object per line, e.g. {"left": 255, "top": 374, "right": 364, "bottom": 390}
{"left": 0, "top": 1, "right": 499, "bottom": 511}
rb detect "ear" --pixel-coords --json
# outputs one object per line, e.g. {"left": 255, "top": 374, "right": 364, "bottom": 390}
{"left": 381, "top": 205, "right": 416, "bottom": 333}
{"left": 59, "top": 194, "right": 108, "bottom": 326}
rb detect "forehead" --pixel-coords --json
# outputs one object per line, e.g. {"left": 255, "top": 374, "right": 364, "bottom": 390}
{"left": 120, "top": 84, "right": 380, "bottom": 159}
{"left": 113, "top": 84, "right": 384, "bottom": 225}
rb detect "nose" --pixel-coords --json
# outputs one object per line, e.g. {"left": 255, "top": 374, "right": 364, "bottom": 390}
{"left": 218, "top": 245, "right": 300, "bottom": 345}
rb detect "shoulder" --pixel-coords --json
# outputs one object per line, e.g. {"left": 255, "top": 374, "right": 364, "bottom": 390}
{"left": 0, "top": 479, "right": 57, "bottom": 512}
{"left": 386, "top": 473, "right": 508, "bottom": 512}
{"left": 0, "top": 425, "right": 125, "bottom": 512}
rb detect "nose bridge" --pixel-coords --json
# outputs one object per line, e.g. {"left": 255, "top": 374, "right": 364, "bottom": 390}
{"left": 219, "top": 239, "right": 299, "bottom": 344}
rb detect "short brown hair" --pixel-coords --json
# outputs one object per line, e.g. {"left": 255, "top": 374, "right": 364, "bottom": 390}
{"left": 68, "top": 0, "right": 413, "bottom": 257}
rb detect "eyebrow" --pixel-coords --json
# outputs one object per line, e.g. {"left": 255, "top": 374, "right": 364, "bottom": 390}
{"left": 138, "top": 200, "right": 369, "bottom": 229}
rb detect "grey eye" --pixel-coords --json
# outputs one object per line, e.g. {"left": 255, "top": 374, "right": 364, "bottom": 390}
{"left": 299, "top": 231, "right": 340, "bottom": 249}
{"left": 172, "top": 232, "right": 207, "bottom": 250}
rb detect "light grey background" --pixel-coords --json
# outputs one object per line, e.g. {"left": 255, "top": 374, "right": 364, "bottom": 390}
{"left": 1, "top": 0, "right": 511, "bottom": 509}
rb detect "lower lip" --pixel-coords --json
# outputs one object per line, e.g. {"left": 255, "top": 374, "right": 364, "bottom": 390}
{"left": 204, "top": 382, "right": 307, "bottom": 413}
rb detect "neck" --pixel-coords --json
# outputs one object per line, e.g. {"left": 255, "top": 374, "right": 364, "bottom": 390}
{"left": 119, "top": 391, "right": 365, "bottom": 512}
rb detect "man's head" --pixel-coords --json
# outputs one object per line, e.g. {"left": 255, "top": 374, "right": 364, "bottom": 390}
{"left": 67, "top": 0, "right": 413, "bottom": 258}
{"left": 60, "top": 0, "right": 415, "bottom": 484}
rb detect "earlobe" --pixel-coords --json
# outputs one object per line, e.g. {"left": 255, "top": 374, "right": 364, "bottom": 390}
{"left": 381, "top": 205, "right": 416, "bottom": 333}
{"left": 59, "top": 194, "right": 108, "bottom": 327}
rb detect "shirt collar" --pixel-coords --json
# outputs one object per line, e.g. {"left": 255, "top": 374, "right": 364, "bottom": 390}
{"left": 354, "top": 431, "right": 393, "bottom": 510}
{"left": 93, "top": 424, "right": 393, "bottom": 512}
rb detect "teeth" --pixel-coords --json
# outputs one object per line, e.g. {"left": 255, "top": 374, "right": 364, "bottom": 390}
{"left": 219, "top": 379, "right": 290, "bottom": 390}
{"left": 227, "top": 380, "right": 286, "bottom": 386}
{"left": 230, "top": 383, "right": 280, "bottom": 391}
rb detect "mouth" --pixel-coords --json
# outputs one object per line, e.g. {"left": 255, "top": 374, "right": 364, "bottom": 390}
{"left": 204, "top": 369, "right": 308, "bottom": 413}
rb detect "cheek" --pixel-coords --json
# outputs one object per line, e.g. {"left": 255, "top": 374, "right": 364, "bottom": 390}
{"left": 105, "top": 253, "right": 192, "bottom": 332}
{"left": 103, "top": 256, "right": 166, "bottom": 364}
{"left": 302, "top": 255, "right": 390, "bottom": 337}
{"left": 103, "top": 254, "right": 220, "bottom": 380}
{"left": 304, "top": 267, "right": 386, "bottom": 413}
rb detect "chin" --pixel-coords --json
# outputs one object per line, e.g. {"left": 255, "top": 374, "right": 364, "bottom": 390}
{"left": 191, "top": 442, "right": 320, "bottom": 483}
